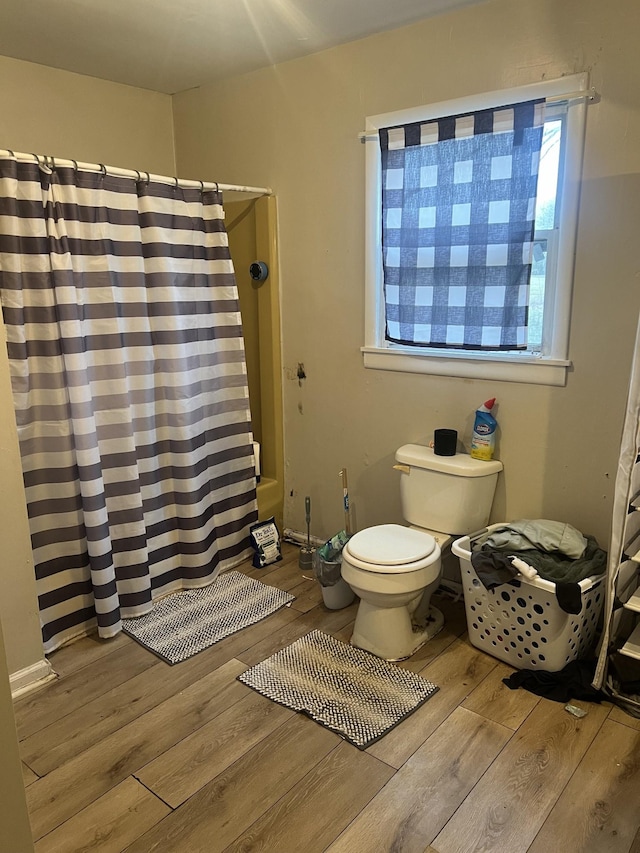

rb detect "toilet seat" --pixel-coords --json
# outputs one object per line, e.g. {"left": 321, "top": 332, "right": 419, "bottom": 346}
{"left": 344, "top": 524, "right": 437, "bottom": 574}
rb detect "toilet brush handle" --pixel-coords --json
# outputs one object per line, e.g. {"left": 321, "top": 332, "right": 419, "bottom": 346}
{"left": 305, "top": 497, "right": 311, "bottom": 545}
{"left": 339, "top": 468, "right": 352, "bottom": 535}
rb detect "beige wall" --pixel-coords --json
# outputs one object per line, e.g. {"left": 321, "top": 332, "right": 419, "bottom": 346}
{"left": 0, "top": 56, "right": 176, "bottom": 678}
{"left": 0, "top": 319, "right": 43, "bottom": 677}
{"left": 0, "top": 621, "right": 33, "bottom": 851}
{"left": 0, "top": 55, "right": 175, "bottom": 171}
{"left": 0, "top": 626, "right": 33, "bottom": 853}
{"left": 173, "top": 0, "right": 640, "bottom": 548}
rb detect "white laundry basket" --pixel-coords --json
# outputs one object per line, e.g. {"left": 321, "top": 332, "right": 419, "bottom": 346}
{"left": 452, "top": 525, "right": 605, "bottom": 672}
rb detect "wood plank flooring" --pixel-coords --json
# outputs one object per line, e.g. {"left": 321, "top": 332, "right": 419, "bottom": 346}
{"left": 14, "top": 542, "right": 640, "bottom": 852}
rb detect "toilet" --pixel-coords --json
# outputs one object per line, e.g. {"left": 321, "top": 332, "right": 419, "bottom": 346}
{"left": 340, "top": 444, "right": 503, "bottom": 661}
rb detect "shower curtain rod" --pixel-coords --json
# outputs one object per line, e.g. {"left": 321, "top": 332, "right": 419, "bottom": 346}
{"left": 0, "top": 149, "right": 272, "bottom": 196}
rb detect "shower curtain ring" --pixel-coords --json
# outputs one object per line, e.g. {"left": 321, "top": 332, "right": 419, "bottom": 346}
{"left": 215, "top": 182, "right": 219, "bottom": 192}
{"left": 145, "top": 172, "right": 150, "bottom": 184}
{"left": 174, "top": 176, "right": 179, "bottom": 189}
{"left": 99, "top": 164, "right": 107, "bottom": 178}
{"left": 7, "top": 149, "right": 14, "bottom": 157}
{"left": 199, "top": 180, "right": 204, "bottom": 194}
{"left": 71, "top": 160, "right": 78, "bottom": 171}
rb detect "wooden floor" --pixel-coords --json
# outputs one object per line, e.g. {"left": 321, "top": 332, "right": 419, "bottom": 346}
{"left": 15, "top": 542, "right": 640, "bottom": 853}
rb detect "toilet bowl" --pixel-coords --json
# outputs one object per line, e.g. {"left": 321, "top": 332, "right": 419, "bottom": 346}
{"left": 341, "top": 524, "right": 444, "bottom": 661}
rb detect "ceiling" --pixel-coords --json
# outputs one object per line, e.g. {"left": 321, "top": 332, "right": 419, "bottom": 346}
{"left": 0, "top": 0, "right": 487, "bottom": 95}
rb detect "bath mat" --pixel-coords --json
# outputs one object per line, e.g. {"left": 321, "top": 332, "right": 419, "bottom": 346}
{"left": 122, "top": 572, "right": 295, "bottom": 664}
{"left": 238, "top": 630, "right": 438, "bottom": 749}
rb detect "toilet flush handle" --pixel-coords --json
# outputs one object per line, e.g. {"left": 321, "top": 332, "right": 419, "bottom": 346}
{"left": 393, "top": 464, "right": 411, "bottom": 475}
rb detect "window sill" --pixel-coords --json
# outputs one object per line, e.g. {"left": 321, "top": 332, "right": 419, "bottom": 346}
{"left": 361, "top": 346, "right": 570, "bottom": 386}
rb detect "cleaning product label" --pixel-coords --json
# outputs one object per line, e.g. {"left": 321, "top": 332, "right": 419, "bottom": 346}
{"left": 471, "top": 410, "right": 497, "bottom": 460}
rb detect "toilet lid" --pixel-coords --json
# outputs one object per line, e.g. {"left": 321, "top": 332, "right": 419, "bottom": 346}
{"left": 346, "top": 524, "right": 436, "bottom": 566}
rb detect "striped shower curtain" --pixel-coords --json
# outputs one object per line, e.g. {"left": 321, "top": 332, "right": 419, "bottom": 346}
{"left": 0, "top": 156, "right": 258, "bottom": 653}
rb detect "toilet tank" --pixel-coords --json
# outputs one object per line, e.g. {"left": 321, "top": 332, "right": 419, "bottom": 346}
{"left": 395, "top": 444, "right": 503, "bottom": 535}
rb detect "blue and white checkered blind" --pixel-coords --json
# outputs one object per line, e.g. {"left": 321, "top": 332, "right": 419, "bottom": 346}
{"left": 380, "top": 100, "right": 544, "bottom": 350}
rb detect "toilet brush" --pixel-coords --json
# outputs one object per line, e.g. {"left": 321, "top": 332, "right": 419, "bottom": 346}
{"left": 298, "top": 496, "right": 314, "bottom": 570}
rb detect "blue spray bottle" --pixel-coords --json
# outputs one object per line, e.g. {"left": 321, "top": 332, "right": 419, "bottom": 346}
{"left": 470, "top": 398, "right": 497, "bottom": 461}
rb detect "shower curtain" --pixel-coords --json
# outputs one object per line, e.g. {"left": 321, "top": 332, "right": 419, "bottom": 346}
{"left": 0, "top": 155, "right": 258, "bottom": 653}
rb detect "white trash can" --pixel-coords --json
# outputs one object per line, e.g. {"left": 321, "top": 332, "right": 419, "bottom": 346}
{"left": 321, "top": 575, "right": 355, "bottom": 610}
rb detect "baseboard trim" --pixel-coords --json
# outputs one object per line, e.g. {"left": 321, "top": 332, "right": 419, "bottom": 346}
{"left": 10, "top": 658, "right": 56, "bottom": 699}
{"left": 283, "top": 528, "right": 325, "bottom": 548}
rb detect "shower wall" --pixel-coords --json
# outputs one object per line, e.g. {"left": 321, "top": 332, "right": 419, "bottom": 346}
{"left": 226, "top": 195, "right": 284, "bottom": 529}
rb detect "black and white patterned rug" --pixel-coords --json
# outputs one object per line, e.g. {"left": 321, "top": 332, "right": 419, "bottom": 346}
{"left": 122, "top": 572, "right": 295, "bottom": 664}
{"left": 238, "top": 630, "right": 438, "bottom": 749}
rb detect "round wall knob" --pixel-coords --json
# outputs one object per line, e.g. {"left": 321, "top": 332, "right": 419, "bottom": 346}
{"left": 249, "top": 261, "right": 269, "bottom": 282}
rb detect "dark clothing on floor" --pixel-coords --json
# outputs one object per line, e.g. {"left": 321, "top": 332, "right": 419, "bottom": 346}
{"left": 502, "top": 659, "right": 604, "bottom": 703}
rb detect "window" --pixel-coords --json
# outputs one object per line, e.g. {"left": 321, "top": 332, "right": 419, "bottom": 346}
{"left": 363, "top": 74, "right": 590, "bottom": 386}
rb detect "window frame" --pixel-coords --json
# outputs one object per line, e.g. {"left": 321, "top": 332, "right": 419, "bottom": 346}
{"left": 362, "top": 73, "right": 589, "bottom": 387}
